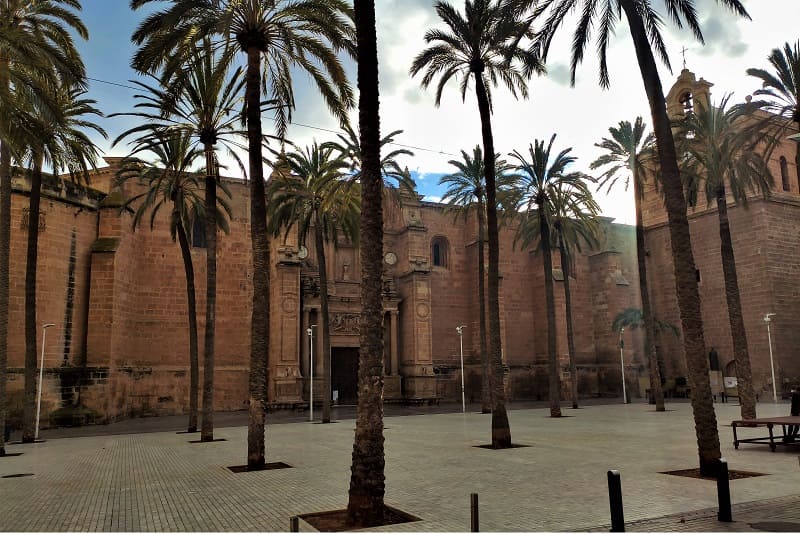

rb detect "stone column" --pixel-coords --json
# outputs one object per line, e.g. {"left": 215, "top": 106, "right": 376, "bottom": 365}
{"left": 314, "top": 310, "right": 324, "bottom": 375}
{"left": 383, "top": 309, "right": 402, "bottom": 400}
{"left": 301, "top": 308, "right": 310, "bottom": 378}
{"left": 390, "top": 310, "right": 399, "bottom": 375}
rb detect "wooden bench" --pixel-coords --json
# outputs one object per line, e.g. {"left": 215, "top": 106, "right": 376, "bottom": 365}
{"left": 731, "top": 416, "right": 800, "bottom": 452}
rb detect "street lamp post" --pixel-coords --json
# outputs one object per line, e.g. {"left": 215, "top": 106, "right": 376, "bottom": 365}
{"left": 764, "top": 313, "right": 777, "bottom": 403}
{"left": 619, "top": 327, "right": 627, "bottom": 404}
{"left": 456, "top": 325, "right": 466, "bottom": 413}
{"left": 307, "top": 325, "right": 316, "bottom": 422}
{"left": 35, "top": 323, "right": 55, "bottom": 441}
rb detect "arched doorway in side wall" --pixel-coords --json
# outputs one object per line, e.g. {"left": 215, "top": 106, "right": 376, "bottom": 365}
{"left": 331, "top": 346, "right": 359, "bottom": 405}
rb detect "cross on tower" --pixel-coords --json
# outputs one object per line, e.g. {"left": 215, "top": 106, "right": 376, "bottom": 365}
{"left": 680, "top": 46, "right": 688, "bottom": 69}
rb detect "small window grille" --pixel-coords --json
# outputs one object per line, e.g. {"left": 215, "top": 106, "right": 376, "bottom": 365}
{"left": 780, "top": 156, "right": 790, "bottom": 192}
{"left": 192, "top": 217, "right": 207, "bottom": 248}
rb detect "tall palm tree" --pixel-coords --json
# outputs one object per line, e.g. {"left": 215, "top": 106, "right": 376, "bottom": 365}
{"left": 592, "top": 117, "right": 665, "bottom": 411}
{"left": 677, "top": 95, "right": 773, "bottom": 420}
{"left": 19, "top": 81, "right": 104, "bottom": 443}
{"left": 510, "top": 134, "right": 593, "bottom": 417}
{"left": 346, "top": 0, "right": 386, "bottom": 526}
{"left": 411, "top": 0, "right": 543, "bottom": 448}
{"left": 519, "top": 0, "right": 750, "bottom": 476}
{"left": 267, "top": 142, "right": 359, "bottom": 425}
{"left": 115, "top": 40, "right": 244, "bottom": 442}
{"left": 324, "top": 123, "right": 413, "bottom": 185}
{"left": 130, "top": 0, "right": 355, "bottom": 469}
{"left": 746, "top": 41, "right": 800, "bottom": 178}
{"left": 0, "top": 0, "right": 88, "bottom": 457}
{"left": 115, "top": 130, "right": 232, "bottom": 434}
{"left": 439, "top": 146, "right": 515, "bottom": 413}
{"left": 551, "top": 181, "right": 599, "bottom": 410}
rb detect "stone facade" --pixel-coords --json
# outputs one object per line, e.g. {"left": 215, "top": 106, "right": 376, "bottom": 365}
{"left": 21, "top": 67, "right": 799, "bottom": 424}
{"left": 4, "top": 155, "right": 648, "bottom": 424}
{"left": 643, "top": 69, "right": 800, "bottom": 396}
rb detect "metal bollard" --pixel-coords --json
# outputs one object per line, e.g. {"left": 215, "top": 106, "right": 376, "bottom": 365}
{"left": 717, "top": 458, "right": 732, "bottom": 522}
{"left": 607, "top": 470, "right": 625, "bottom": 532}
{"left": 470, "top": 493, "right": 479, "bottom": 532}
{"left": 290, "top": 516, "right": 299, "bottom": 532}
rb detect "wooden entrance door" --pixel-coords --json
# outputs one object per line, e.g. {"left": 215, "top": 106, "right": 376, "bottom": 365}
{"left": 331, "top": 347, "right": 359, "bottom": 405}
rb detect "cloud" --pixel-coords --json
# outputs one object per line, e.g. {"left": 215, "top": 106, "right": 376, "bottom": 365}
{"left": 694, "top": 17, "right": 748, "bottom": 58}
{"left": 545, "top": 62, "right": 572, "bottom": 87}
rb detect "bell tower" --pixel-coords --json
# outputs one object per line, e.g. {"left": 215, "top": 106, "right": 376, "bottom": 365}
{"left": 665, "top": 68, "right": 713, "bottom": 119}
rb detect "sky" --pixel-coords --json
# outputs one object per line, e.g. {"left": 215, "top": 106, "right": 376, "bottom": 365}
{"left": 76, "top": 0, "right": 799, "bottom": 225}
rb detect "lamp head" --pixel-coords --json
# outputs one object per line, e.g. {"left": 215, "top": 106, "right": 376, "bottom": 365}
{"left": 43, "top": 323, "right": 55, "bottom": 329}
{"left": 456, "top": 325, "right": 466, "bottom": 335}
{"left": 764, "top": 313, "right": 776, "bottom": 322}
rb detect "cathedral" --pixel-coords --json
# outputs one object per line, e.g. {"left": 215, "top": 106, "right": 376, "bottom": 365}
{"left": 3, "top": 70, "right": 798, "bottom": 425}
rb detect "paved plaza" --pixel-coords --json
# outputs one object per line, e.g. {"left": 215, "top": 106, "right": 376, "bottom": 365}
{"left": 1, "top": 401, "right": 799, "bottom": 532}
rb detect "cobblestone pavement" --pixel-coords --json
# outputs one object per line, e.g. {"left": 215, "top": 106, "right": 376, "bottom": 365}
{"left": 1, "top": 401, "right": 798, "bottom": 532}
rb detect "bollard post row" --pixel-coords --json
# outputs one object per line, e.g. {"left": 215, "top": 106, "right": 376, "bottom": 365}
{"left": 470, "top": 492, "right": 479, "bottom": 532}
{"left": 717, "top": 458, "right": 732, "bottom": 522}
{"left": 607, "top": 470, "right": 625, "bottom": 532}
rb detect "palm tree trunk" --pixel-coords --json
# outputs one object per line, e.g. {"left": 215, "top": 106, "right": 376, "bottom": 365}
{"left": 314, "top": 211, "right": 332, "bottom": 423}
{"left": 246, "top": 46, "right": 270, "bottom": 471}
{"left": 474, "top": 70, "right": 511, "bottom": 448}
{"left": 633, "top": 177, "right": 665, "bottom": 411}
{"left": 22, "top": 159, "right": 43, "bottom": 443}
{"left": 477, "top": 196, "right": 490, "bottom": 413}
{"left": 347, "top": 0, "right": 386, "bottom": 526}
{"left": 716, "top": 189, "right": 756, "bottom": 419}
{"left": 795, "top": 121, "right": 799, "bottom": 190}
{"left": 620, "top": 0, "right": 720, "bottom": 476}
{"left": 175, "top": 216, "right": 199, "bottom": 433}
{"left": 0, "top": 57, "right": 10, "bottom": 455}
{"left": 558, "top": 233, "right": 578, "bottom": 409}
{"left": 541, "top": 211, "right": 561, "bottom": 417}
{"left": 0, "top": 136, "right": 10, "bottom": 456}
{"left": 200, "top": 147, "right": 217, "bottom": 442}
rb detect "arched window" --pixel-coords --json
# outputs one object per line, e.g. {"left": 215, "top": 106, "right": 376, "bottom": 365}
{"left": 679, "top": 91, "right": 693, "bottom": 114}
{"left": 780, "top": 156, "right": 790, "bottom": 191}
{"left": 431, "top": 236, "right": 448, "bottom": 268}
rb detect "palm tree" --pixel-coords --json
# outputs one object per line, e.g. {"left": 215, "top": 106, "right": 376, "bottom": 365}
{"left": 591, "top": 117, "right": 665, "bottom": 411}
{"left": 115, "top": 40, "right": 244, "bottom": 442}
{"left": 746, "top": 41, "right": 800, "bottom": 179}
{"left": 439, "top": 146, "right": 515, "bottom": 413}
{"left": 677, "top": 95, "right": 773, "bottom": 420}
{"left": 0, "top": 0, "right": 88, "bottom": 457}
{"left": 510, "top": 134, "right": 594, "bottom": 417}
{"left": 324, "top": 123, "right": 413, "bottom": 185}
{"left": 612, "top": 308, "right": 680, "bottom": 340}
{"left": 115, "top": 130, "right": 232, "bottom": 434}
{"left": 411, "top": 0, "right": 543, "bottom": 448}
{"left": 520, "top": 0, "right": 750, "bottom": 476}
{"left": 346, "top": 0, "right": 386, "bottom": 526}
{"left": 130, "top": 0, "right": 355, "bottom": 469}
{"left": 267, "top": 142, "right": 359, "bottom": 425}
{"left": 551, "top": 182, "right": 599, "bottom": 409}
{"left": 19, "top": 82, "right": 104, "bottom": 443}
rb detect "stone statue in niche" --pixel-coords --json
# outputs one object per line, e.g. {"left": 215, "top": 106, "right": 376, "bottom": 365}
{"left": 342, "top": 261, "right": 351, "bottom": 280}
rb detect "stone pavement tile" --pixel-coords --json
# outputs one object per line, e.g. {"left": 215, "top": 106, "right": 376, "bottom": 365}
{"left": 0, "top": 402, "right": 798, "bottom": 532}
{"left": 589, "top": 494, "right": 800, "bottom": 532}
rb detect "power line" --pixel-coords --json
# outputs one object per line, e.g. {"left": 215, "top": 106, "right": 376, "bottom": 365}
{"left": 87, "top": 77, "right": 141, "bottom": 91}
{"left": 87, "top": 73, "right": 459, "bottom": 158}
